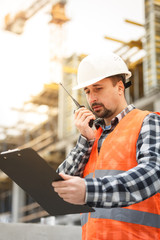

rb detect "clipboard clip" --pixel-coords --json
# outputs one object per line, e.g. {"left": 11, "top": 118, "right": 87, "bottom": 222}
{"left": 1, "top": 148, "right": 20, "bottom": 155}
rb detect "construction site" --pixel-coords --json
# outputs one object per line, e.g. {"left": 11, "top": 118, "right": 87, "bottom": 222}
{"left": 0, "top": 0, "right": 160, "bottom": 239}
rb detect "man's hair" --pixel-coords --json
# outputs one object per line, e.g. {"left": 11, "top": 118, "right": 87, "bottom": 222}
{"left": 110, "top": 74, "right": 126, "bottom": 86}
{"left": 110, "top": 74, "right": 126, "bottom": 94}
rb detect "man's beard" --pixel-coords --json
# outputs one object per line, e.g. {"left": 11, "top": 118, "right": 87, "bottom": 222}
{"left": 91, "top": 103, "right": 113, "bottom": 119}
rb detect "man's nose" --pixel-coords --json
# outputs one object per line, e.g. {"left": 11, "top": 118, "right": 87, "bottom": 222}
{"left": 88, "top": 92, "right": 97, "bottom": 104}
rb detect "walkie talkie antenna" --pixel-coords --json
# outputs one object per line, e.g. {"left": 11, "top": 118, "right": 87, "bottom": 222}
{"left": 59, "top": 82, "right": 94, "bottom": 127}
{"left": 59, "top": 82, "right": 82, "bottom": 108}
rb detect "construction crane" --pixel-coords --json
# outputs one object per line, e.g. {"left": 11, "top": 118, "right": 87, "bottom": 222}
{"left": 124, "top": 19, "right": 144, "bottom": 28}
{"left": 4, "top": 0, "right": 69, "bottom": 34}
{"left": 104, "top": 18, "right": 144, "bottom": 65}
{"left": 49, "top": 1, "right": 70, "bottom": 25}
{"left": 104, "top": 19, "right": 144, "bottom": 50}
{"left": 104, "top": 36, "right": 143, "bottom": 50}
{"left": 104, "top": 35, "right": 143, "bottom": 66}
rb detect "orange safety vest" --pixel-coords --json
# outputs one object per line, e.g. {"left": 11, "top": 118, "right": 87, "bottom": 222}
{"left": 82, "top": 109, "right": 160, "bottom": 240}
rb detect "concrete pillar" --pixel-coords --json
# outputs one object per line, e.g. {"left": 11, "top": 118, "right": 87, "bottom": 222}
{"left": 58, "top": 77, "right": 65, "bottom": 140}
{"left": 133, "top": 68, "right": 139, "bottom": 101}
{"left": 153, "top": 98, "right": 160, "bottom": 112}
{"left": 11, "top": 183, "right": 25, "bottom": 222}
{"left": 125, "top": 88, "right": 130, "bottom": 104}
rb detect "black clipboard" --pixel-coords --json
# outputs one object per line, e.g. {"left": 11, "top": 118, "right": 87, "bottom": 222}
{"left": 0, "top": 148, "right": 94, "bottom": 216}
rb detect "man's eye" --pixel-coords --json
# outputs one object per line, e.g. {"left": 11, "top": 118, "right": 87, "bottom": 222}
{"left": 96, "top": 88, "right": 102, "bottom": 91}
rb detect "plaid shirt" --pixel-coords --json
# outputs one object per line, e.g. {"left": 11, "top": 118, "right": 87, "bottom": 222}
{"left": 57, "top": 105, "right": 160, "bottom": 208}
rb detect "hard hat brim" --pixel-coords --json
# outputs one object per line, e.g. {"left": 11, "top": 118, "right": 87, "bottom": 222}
{"left": 73, "top": 71, "right": 132, "bottom": 90}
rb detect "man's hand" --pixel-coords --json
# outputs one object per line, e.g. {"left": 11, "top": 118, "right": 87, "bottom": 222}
{"left": 74, "top": 107, "right": 96, "bottom": 140}
{"left": 52, "top": 173, "right": 86, "bottom": 205}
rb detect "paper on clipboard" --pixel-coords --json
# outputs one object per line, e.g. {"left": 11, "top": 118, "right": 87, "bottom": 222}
{"left": 0, "top": 148, "right": 94, "bottom": 216}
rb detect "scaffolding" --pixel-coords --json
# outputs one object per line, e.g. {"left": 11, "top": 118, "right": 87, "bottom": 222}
{"left": 143, "top": 0, "right": 160, "bottom": 94}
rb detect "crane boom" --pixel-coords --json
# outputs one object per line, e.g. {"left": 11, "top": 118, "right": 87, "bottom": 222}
{"left": 4, "top": 0, "right": 68, "bottom": 34}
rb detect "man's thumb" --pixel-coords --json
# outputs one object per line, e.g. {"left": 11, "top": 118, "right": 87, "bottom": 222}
{"left": 59, "top": 173, "right": 72, "bottom": 180}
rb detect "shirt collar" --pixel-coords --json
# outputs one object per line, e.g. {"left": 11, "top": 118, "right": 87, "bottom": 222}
{"left": 95, "top": 104, "right": 135, "bottom": 129}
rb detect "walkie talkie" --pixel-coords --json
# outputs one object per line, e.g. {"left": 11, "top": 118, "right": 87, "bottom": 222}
{"left": 59, "top": 82, "right": 94, "bottom": 128}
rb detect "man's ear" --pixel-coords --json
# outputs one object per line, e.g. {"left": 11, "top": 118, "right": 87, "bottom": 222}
{"left": 118, "top": 80, "right": 125, "bottom": 95}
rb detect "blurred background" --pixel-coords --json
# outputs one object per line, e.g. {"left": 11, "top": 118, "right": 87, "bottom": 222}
{"left": 0, "top": 0, "right": 159, "bottom": 236}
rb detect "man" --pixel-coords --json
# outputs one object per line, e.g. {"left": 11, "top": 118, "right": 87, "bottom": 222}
{"left": 52, "top": 53, "right": 160, "bottom": 240}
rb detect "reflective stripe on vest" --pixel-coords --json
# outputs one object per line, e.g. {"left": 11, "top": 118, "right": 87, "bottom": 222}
{"left": 81, "top": 208, "right": 160, "bottom": 229}
{"left": 82, "top": 109, "right": 160, "bottom": 240}
{"left": 82, "top": 170, "right": 160, "bottom": 228}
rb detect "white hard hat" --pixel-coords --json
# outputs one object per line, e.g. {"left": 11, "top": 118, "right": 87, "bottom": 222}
{"left": 73, "top": 52, "right": 132, "bottom": 90}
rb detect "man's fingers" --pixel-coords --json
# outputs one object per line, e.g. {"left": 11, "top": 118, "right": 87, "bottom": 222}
{"left": 73, "top": 107, "right": 96, "bottom": 140}
{"left": 52, "top": 181, "right": 66, "bottom": 188}
{"left": 54, "top": 185, "right": 74, "bottom": 201}
{"left": 74, "top": 108, "right": 95, "bottom": 128}
{"left": 75, "top": 108, "right": 95, "bottom": 120}
{"left": 54, "top": 187, "right": 67, "bottom": 195}
{"left": 52, "top": 175, "right": 86, "bottom": 205}
{"left": 54, "top": 188, "right": 82, "bottom": 205}
{"left": 55, "top": 189, "right": 68, "bottom": 200}
{"left": 52, "top": 174, "right": 73, "bottom": 188}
